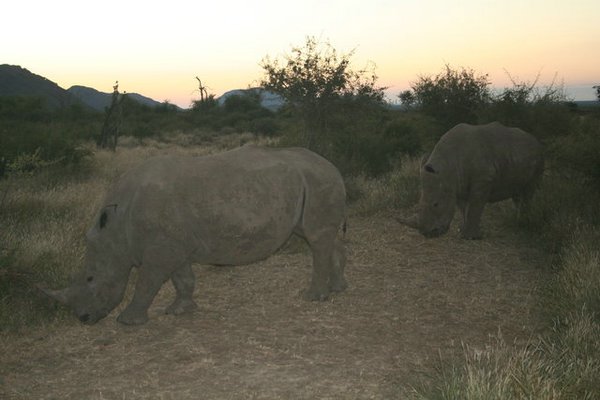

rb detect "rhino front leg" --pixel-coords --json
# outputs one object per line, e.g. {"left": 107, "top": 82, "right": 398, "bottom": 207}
{"left": 165, "top": 264, "right": 198, "bottom": 316}
{"left": 462, "top": 200, "right": 486, "bottom": 239}
{"left": 118, "top": 267, "right": 169, "bottom": 325}
{"left": 461, "top": 183, "right": 492, "bottom": 240}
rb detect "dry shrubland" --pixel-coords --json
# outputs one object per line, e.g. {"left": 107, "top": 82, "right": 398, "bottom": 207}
{"left": 1, "top": 134, "right": 599, "bottom": 398}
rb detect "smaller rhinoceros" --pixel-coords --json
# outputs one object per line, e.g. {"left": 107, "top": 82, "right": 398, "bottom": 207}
{"left": 41, "top": 145, "right": 347, "bottom": 325}
{"left": 399, "top": 122, "right": 543, "bottom": 239}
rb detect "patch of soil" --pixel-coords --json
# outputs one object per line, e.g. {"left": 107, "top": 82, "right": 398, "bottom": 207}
{"left": 0, "top": 214, "right": 548, "bottom": 399}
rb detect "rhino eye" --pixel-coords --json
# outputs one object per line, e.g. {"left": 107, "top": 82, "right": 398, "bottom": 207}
{"left": 433, "top": 202, "right": 439, "bottom": 208}
{"left": 425, "top": 164, "right": 437, "bottom": 174}
{"left": 87, "top": 276, "right": 94, "bottom": 283}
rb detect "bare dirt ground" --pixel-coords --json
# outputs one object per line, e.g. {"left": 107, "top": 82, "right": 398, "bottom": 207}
{"left": 1, "top": 212, "right": 548, "bottom": 399}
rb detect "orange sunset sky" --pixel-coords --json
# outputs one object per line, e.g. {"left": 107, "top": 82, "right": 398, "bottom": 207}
{"left": 3, "top": 0, "right": 599, "bottom": 108}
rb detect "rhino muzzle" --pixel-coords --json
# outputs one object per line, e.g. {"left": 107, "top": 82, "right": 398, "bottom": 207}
{"left": 79, "top": 313, "right": 91, "bottom": 323}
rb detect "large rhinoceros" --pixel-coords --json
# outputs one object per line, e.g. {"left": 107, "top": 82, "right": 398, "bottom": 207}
{"left": 41, "top": 145, "right": 347, "bottom": 325}
{"left": 400, "top": 122, "right": 543, "bottom": 239}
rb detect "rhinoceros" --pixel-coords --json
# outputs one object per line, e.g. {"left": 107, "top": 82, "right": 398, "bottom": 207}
{"left": 41, "top": 145, "right": 347, "bottom": 325}
{"left": 399, "top": 122, "right": 543, "bottom": 239}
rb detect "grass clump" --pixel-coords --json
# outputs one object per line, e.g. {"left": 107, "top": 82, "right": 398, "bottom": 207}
{"left": 408, "top": 225, "right": 600, "bottom": 399}
{"left": 346, "top": 156, "right": 420, "bottom": 216}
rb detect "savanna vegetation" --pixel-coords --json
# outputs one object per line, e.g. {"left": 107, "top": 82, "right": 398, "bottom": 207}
{"left": 1, "top": 37, "right": 599, "bottom": 398}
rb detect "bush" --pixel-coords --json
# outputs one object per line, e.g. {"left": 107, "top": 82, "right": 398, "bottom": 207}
{"left": 407, "top": 64, "right": 491, "bottom": 132}
{"left": 486, "top": 77, "right": 573, "bottom": 140}
{"left": 346, "top": 157, "right": 421, "bottom": 215}
{"left": 381, "top": 118, "right": 423, "bottom": 156}
{"left": 260, "top": 36, "right": 386, "bottom": 150}
{"left": 547, "top": 116, "right": 600, "bottom": 186}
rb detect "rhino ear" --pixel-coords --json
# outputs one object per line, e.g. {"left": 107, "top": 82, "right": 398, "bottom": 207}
{"left": 424, "top": 164, "right": 437, "bottom": 174}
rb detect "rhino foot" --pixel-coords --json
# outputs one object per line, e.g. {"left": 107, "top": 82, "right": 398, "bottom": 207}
{"left": 302, "top": 287, "right": 330, "bottom": 302}
{"left": 329, "top": 278, "right": 348, "bottom": 293}
{"left": 165, "top": 299, "right": 198, "bottom": 316}
{"left": 117, "top": 310, "right": 149, "bottom": 325}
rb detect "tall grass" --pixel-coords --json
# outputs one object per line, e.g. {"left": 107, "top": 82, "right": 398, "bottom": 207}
{"left": 407, "top": 172, "right": 600, "bottom": 399}
{"left": 346, "top": 156, "right": 421, "bottom": 215}
{"left": 0, "top": 168, "right": 103, "bottom": 329}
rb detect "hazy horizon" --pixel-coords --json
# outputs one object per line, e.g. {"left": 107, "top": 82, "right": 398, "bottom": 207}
{"left": 3, "top": 0, "right": 599, "bottom": 108}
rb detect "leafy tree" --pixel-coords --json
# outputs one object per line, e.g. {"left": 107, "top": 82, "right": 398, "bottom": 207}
{"left": 398, "top": 90, "right": 416, "bottom": 109}
{"left": 259, "top": 36, "right": 386, "bottom": 150}
{"left": 406, "top": 64, "right": 491, "bottom": 131}
{"left": 594, "top": 85, "right": 600, "bottom": 102}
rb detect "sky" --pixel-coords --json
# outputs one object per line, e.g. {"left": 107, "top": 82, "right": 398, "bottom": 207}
{"left": 3, "top": 0, "right": 599, "bottom": 108}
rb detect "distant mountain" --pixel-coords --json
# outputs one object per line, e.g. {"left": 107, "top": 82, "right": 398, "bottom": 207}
{"left": 217, "top": 88, "right": 284, "bottom": 111}
{"left": 573, "top": 100, "right": 600, "bottom": 108}
{"left": 0, "top": 64, "right": 166, "bottom": 112}
{"left": 0, "top": 64, "right": 79, "bottom": 109}
{"left": 68, "top": 85, "right": 165, "bottom": 111}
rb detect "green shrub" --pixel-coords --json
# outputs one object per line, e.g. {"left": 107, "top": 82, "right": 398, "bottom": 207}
{"left": 407, "top": 64, "right": 491, "bottom": 132}
{"left": 548, "top": 116, "right": 600, "bottom": 186}
{"left": 485, "top": 78, "right": 573, "bottom": 140}
{"left": 381, "top": 118, "right": 423, "bottom": 156}
{"left": 346, "top": 157, "right": 421, "bottom": 215}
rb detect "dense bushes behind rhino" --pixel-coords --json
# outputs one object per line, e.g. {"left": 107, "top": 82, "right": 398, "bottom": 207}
{"left": 400, "top": 122, "right": 544, "bottom": 239}
{"left": 41, "top": 145, "right": 347, "bottom": 325}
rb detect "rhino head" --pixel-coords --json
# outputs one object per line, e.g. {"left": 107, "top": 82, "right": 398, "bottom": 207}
{"left": 40, "top": 205, "right": 131, "bottom": 324}
{"left": 415, "top": 163, "right": 456, "bottom": 237}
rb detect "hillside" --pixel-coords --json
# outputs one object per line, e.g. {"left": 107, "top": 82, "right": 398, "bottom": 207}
{"left": 0, "top": 64, "right": 78, "bottom": 109}
{"left": 68, "top": 85, "right": 164, "bottom": 111}
{"left": 0, "top": 65, "right": 164, "bottom": 111}
{"left": 217, "top": 87, "right": 284, "bottom": 111}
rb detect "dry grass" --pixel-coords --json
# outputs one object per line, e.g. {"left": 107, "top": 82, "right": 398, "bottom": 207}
{"left": 0, "top": 138, "right": 565, "bottom": 398}
{"left": 406, "top": 220, "right": 600, "bottom": 399}
{"left": 348, "top": 157, "right": 421, "bottom": 216}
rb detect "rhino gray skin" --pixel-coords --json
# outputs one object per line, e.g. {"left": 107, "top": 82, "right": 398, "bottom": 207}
{"left": 42, "top": 145, "right": 347, "bottom": 325}
{"left": 402, "top": 122, "right": 543, "bottom": 239}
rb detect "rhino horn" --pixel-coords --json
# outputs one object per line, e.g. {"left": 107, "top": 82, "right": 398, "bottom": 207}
{"left": 37, "top": 285, "right": 70, "bottom": 305}
{"left": 395, "top": 214, "right": 420, "bottom": 230}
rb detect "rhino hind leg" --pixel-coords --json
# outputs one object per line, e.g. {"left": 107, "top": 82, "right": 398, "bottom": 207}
{"left": 166, "top": 264, "right": 198, "bottom": 316}
{"left": 297, "top": 228, "right": 341, "bottom": 301}
{"left": 513, "top": 182, "right": 538, "bottom": 222}
{"left": 328, "top": 239, "right": 347, "bottom": 293}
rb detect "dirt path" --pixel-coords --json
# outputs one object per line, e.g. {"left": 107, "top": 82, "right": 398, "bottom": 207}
{"left": 1, "top": 214, "right": 547, "bottom": 399}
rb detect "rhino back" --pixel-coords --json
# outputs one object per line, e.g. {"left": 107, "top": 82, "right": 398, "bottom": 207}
{"left": 433, "top": 122, "right": 543, "bottom": 201}
{"left": 102, "top": 146, "right": 342, "bottom": 266}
